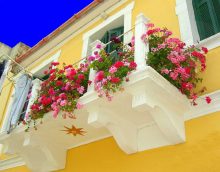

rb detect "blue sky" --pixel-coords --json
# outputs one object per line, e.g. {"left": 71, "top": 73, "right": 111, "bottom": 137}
{"left": 0, "top": 0, "right": 93, "bottom": 47}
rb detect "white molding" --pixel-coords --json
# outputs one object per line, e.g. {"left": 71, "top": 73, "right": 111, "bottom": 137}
{"left": 175, "top": 0, "right": 200, "bottom": 46}
{"left": 82, "top": 1, "right": 135, "bottom": 57}
{"left": 0, "top": 156, "right": 25, "bottom": 171}
{"left": 196, "top": 33, "right": 220, "bottom": 50}
{"left": 185, "top": 90, "right": 220, "bottom": 121}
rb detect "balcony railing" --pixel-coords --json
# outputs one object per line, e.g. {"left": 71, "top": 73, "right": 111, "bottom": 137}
{"left": 0, "top": 14, "right": 191, "bottom": 172}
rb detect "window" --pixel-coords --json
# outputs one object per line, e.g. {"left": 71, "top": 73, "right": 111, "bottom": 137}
{"left": 193, "top": 0, "right": 220, "bottom": 40}
{"left": 82, "top": 2, "right": 134, "bottom": 58}
{"left": 101, "top": 26, "right": 124, "bottom": 53}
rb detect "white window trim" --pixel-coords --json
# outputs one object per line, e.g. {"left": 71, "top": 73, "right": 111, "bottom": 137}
{"left": 175, "top": 0, "right": 220, "bottom": 50}
{"left": 1, "top": 50, "right": 61, "bottom": 133}
{"left": 82, "top": 1, "right": 135, "bottom": 58}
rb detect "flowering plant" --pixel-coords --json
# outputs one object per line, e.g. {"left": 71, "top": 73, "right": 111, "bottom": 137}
{"left": 88, "top": 37, "right": 137, "bottom": 100}
{"left": 25, "top": 62, "right": 89, "bottom": 129}
{"left": 142, "top": 23, "right": 210, "bottom": 105}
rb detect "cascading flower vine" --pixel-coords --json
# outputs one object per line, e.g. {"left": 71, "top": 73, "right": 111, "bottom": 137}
{"left": 89, "top": 37, "right": 137, "bottom": 101}
{"left": 25, "top": 62, "right": 89, "bottom": 130}
{"left": 142, "top": 23, "right": 210, "bottom": 105}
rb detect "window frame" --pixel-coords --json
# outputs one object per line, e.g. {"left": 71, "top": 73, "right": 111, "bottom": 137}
{"left": 176, "top": 0, "right": 220, "bottom": 50}
{"left": 82, "top": 1, "right": 135, "bottom": 58}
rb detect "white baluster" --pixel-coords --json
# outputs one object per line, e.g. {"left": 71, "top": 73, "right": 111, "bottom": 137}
{"left": 135, "top": 13, "right": 149, "bottom": 70}
{"left": 87, "top": 40, "right": 105, "bottom": 93}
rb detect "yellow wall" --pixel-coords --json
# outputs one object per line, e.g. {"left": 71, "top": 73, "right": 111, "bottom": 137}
{"left": 3, "top": 111, "right": 220, "bottom": 172}
{"left": 1, "top": 0, "right": 220, "bottom": 171}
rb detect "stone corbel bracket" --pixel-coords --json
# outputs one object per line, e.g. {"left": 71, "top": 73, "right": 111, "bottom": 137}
{"left": 83, "top": 66, "right": 190, "bottom": 154}
{"left": 0, "top": 130, "right": 66, "bottom": 172}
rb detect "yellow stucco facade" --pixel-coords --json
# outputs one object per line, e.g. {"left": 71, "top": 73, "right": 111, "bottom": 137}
{"left": 1, "top": 0, "right": 220, "bottom": 171}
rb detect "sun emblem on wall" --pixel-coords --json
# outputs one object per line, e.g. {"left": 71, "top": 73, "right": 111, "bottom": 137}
{"left": 62, "top": 125, "right": 86, "bottom": 136}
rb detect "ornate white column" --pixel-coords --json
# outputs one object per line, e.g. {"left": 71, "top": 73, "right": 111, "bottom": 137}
{"left": 134, "top": 13, "right": 149, "bottom": 70}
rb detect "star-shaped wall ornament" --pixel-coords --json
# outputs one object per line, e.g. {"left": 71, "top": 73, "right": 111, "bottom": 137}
{"left": 62, "top": 125, "right": 86, "bottom": 136}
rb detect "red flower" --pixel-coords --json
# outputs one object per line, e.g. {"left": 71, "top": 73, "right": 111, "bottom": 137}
{"left": 88, "top": 80, "right": 92, "bottom": 85}
{"left": 49, "top": 74, "right": 56, "bottom": 81}
{"left": 59, "top": 70, "right": 65, "bottom": 74}
{"left": 64, "top": 65, "right": 73, "bottom": 69}
{"left": 42, "top": 97, "right": 52, "bottom": 106}
{"left": 202, "top": 47, "right": 208, "bottom": 54}
{"left": 56, "top": 80, "right": 63, "bottom": 87}
{"left": 114, "top": 61, "right": 124, "bottom": 68}
{"left": 95, "top": 71, "right": 105, "bottom": 81}
{"left": 129, "top": 61, "right": 137, "bottom": 69}
{"left": 185, "top": 67, "right": 191, "bottom": 74}
{"left": 31, "top": 104, "right": 40, "bottom": 111}
{"left": 147, "top": 29, "right": 156, "bottom": 35}
{"left": 78, "top": 74, "right": 85, "bottom": 80}
{"left": 111, "top": 77, "right": 121, "bottom": 83}
{"left": 205, "top": 96, "right": 211, "bottom": 104}
{"left": 49, "top": 69, "right": 56, "bottom": 74}
{"left": 59, "top": 93, "right": 67, "bottom": 100}
{"left": 51, "top": 62, "right": 60, "bottom": 66}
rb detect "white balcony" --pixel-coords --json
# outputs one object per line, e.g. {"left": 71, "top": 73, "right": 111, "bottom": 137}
{"left": 0, "top": 14, "right": 192, "bottom": 172}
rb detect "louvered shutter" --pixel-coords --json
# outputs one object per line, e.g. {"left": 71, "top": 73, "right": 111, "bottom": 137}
{"left": 193, "top": 0, "right": 220, "bottom": 40}
{"left": 212, "top": 0, "right": 220, "bottom": 28}
{"left": 6, "top": 74, "right": 32, "bottom": 133}
{"left": 108, "top": 27, "right": 124, "bottom": 53}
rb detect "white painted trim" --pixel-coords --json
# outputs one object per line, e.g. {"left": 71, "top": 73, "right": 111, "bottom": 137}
{"left": 185, "top": 90, "right": 220, "bottom": 120}
{"left": 196, "top": 33, "right": 220, "bottom": 50}
{"left": 175, "top": 0, "right": 200, "bottom": 45}
{"left": 82, "top": 1, "right": 135, "bottom": 57}
{"left": 0, "top": 156, "right": 25, "bottom": 171}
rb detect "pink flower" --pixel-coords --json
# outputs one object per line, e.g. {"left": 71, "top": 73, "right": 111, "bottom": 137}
{"left": 77, "top": 86, "right": 85, "bottom": 94}
{"left": 161, "top": 69, "right": 169, "bottom": 74}
{"left": 205, "top": 96, "right": 211, "bottom": 104}
{"left": 131, "top": 36, "right": 135, "bottom": 47}
{"left": 60, "top": 100, "right": 68, "bottom": 107}
{"left": 146, "top": 23, "right": 154, "bottom": 28}
{"left": 88, "top": 56, "right": 95, "bottom": 62}
{"left": 95, "top": 71, "right": 105, "bottom": 82}
{"left": 129, "top": 61, "right": 137, "bottom": 69}
{"left": 170, "top": 72, "right": 178, "bottom": 80}
{"left": 96, "top": 43, "right": 102, "bottom": 49}
{"left": 109, "top": 66, "right": 117, "bottom": 74}
{"left": 76, "top": 102, "right": 83, "bottom": 109}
